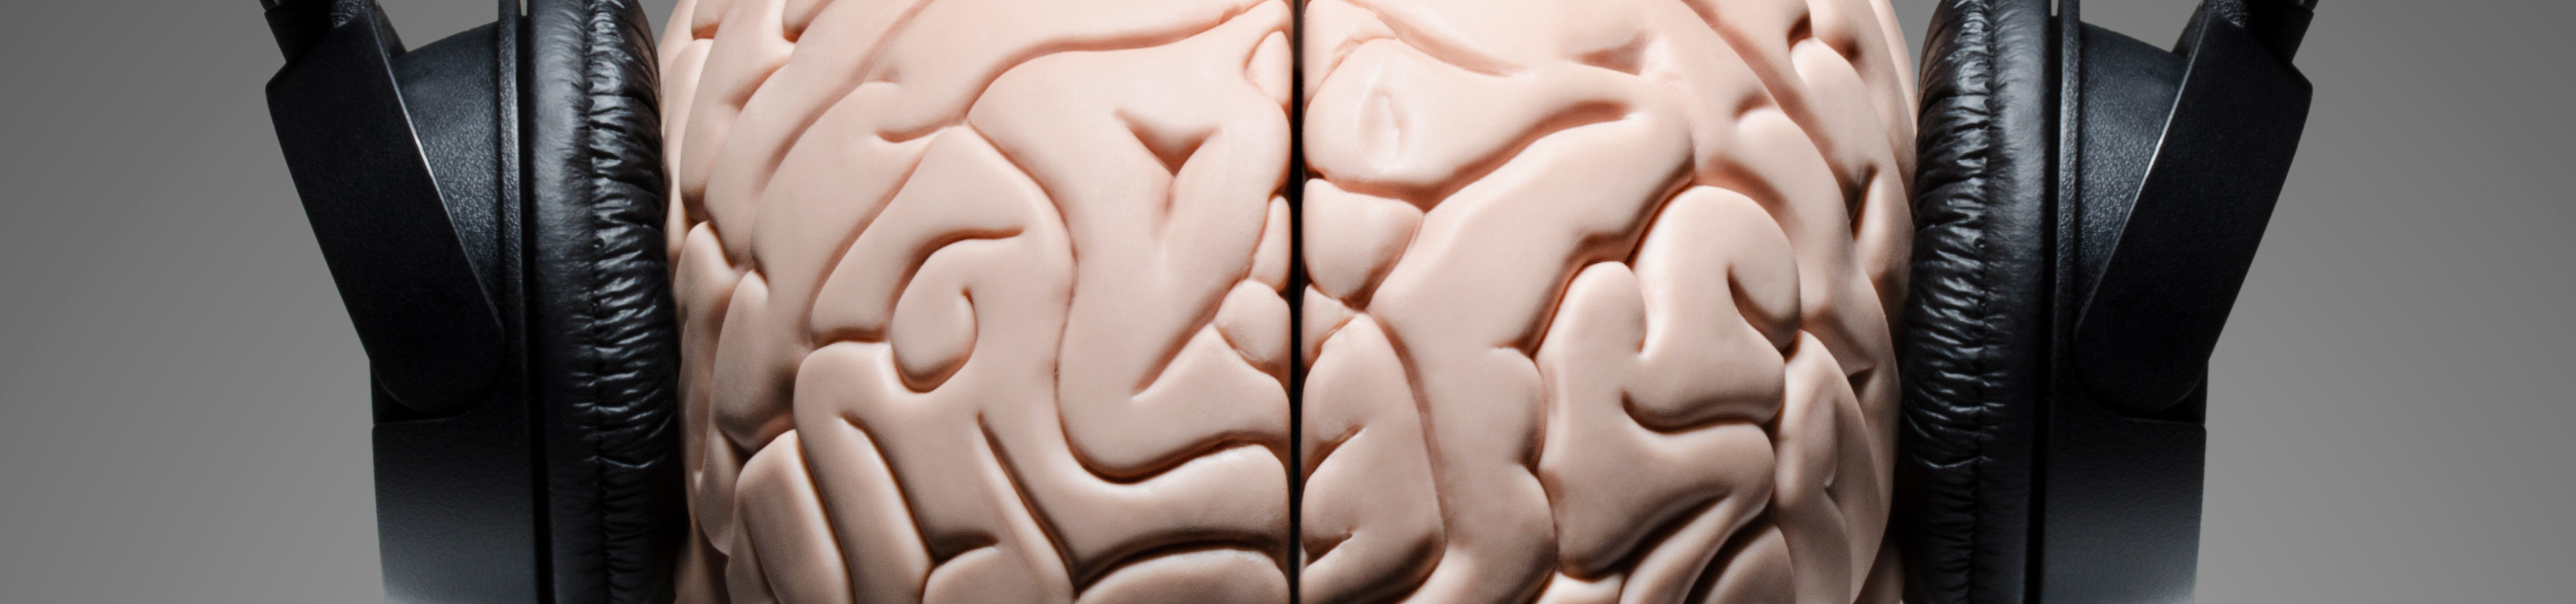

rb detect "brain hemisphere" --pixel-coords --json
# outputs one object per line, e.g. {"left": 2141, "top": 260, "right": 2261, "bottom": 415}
{"left": 1297, "top": 0, "right": 1915, "bottom": 602}
{"left": 660, "top": 0, "right": 1294, "bottom": 601}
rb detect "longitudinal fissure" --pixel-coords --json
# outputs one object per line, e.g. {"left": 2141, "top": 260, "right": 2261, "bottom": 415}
{"left": 661, "top": 0, "right": 1914, "bottom": 600}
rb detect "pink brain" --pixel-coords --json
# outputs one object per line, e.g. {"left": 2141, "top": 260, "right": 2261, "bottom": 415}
{"left": 657, "top": 0, "right": 1912, "bottom": 601}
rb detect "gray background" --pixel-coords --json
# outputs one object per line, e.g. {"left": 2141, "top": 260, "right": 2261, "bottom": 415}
{"left": 0, "top": 0, "right": 2560, "bottom": 601}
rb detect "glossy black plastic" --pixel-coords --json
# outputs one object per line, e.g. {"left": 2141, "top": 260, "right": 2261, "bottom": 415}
{"left": 264, "top": 0, "right": 503, "bottom": 418}
{"left": 2035, "top": 1, "right": 2314, "bottom": 602}
{"left": 263, "top": 1, "right": 545, "bottom": 601}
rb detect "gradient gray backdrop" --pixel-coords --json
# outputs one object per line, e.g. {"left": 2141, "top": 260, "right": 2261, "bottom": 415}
{"left": 0, "top": 0, "right": 2560, "bottom": 601}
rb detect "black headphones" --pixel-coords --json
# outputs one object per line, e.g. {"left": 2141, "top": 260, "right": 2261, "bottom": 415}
{"left": 1899, "top": 0, "right": 2312, "bottom": 602}
{"left": 257, "top": 0, "right": 2313, "bottom": 602}
{"left": 260, "top": 0, "right": 680, "bottom": 602}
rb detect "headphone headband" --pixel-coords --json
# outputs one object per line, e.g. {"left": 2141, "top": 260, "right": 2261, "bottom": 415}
{"left": 262, "top": 0, "right": 503, "bottom": 416}
{"left": 2024, "top": 0, "right": 2316, "bottom": 598}
{"left": 262, "top": 2, "right": 557, "bottom": 599}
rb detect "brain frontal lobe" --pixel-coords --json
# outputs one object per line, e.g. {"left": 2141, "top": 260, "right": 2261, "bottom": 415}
{"left": 659, "top": 0, "right": 1295, "bottom": 601}
{"left": 660, "top": 0, "right": 1912, "bottom": 600}
{"left": 1296, "top": 0, "right": 1916, "bottom": 602}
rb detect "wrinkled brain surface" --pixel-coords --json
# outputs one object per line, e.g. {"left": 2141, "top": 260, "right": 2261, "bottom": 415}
{"left": 657, "top": 0, "right": 1911, "bottom": 601}
{"left": 658, "top": 0, "right": 1297, "bottom": 600}
{"left": 1296, "top": 0, "right": 1915, "bottom": 602}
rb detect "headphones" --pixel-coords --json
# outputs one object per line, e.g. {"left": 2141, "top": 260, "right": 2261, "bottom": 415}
{"left": 1899, "top": 0, "right": 2312, "bottom": 602}
{"left": 257, "top": 0, "right": 2312, "bottom": 602}
{"left": 260, "top": 0, "right": 680, "bottom": 602}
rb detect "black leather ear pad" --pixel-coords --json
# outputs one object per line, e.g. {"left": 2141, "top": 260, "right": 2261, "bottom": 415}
{"left": 525, "top": 0, "right": 683, "bottom": 602}
{"left": 1896, "top": 0, "right": 2055, "bottom": 602}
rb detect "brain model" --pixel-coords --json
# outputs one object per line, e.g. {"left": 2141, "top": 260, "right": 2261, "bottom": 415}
{"left": 1297, "top": 0, "right": 1914, "bottom": 602}
{"left": 656, "top": 0, "right": 1912, "bottom": 601}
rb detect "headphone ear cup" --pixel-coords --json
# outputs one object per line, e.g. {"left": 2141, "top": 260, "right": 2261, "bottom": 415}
{"left": 1896, "top": 0, "right": 2054, "bottom": 602}
{"left": 523, "top": 0, "right": 686, "bottom": 602}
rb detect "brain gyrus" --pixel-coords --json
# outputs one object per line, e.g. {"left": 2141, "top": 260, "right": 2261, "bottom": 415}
{"left": 658, "top": 0, "right": 1912, "bottom": 601}
{"left": 1296, "top": 0, "right": 1915, "bottom": 602}
{"left": 660, "top": 0, "right": 1295, "bottom": 600}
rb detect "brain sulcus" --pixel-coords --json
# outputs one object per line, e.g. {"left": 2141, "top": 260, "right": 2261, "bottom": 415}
{"left": 659, "top": 0, "right": 1911, "bottom": 602}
